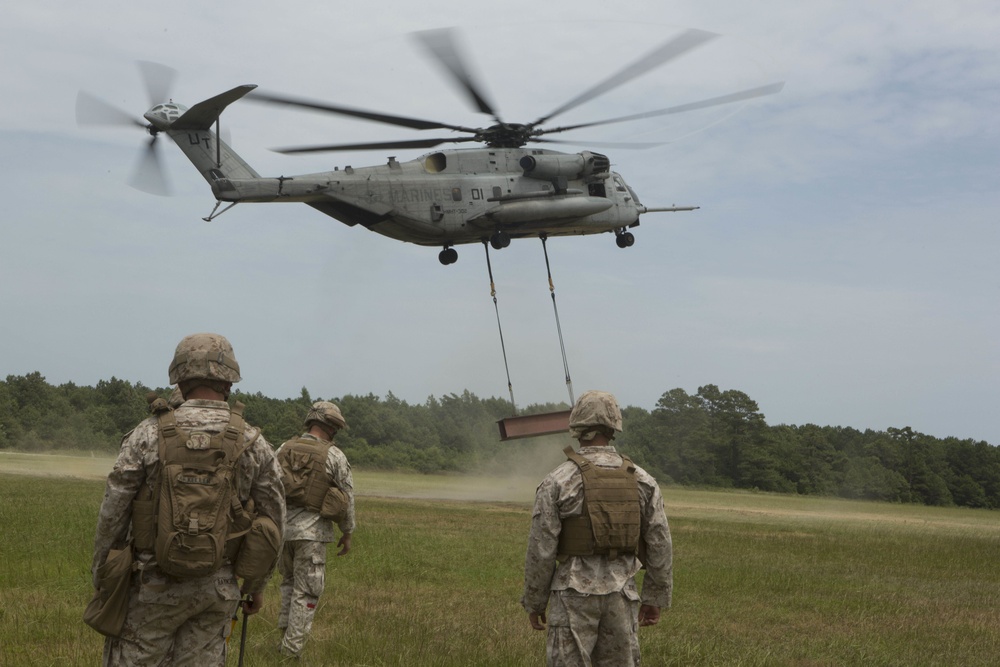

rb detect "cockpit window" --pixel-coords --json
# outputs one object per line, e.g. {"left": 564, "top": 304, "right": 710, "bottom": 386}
{"left": 613, "top": 175, "right": 627, "bottom": 192}
{"left": 626, "top": 184, "right": 642, "bottom": 205}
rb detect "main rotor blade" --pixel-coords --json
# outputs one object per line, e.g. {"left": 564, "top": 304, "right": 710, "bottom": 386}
{"left": 412, "top": 28, "right": 499, "bottom": 120}
{"left": 129, "top": 136, "right": 170, "bottom": 196}
{"left": 76, "top": 90, "right": 147, "bottom": 128}
{"left": 538, "top": 82, "right": 785, "bottom": 136}
{"left": 247, "top": 90, "right": 479, "bottom": 133}
{"left": 273, "top": 135, "right": 481, "bottom": 154}
{"left": 137, "top": 61, "right": 177, "bottom": 106}
{"left": 533, "top": 28, "right": 719, "bottom": 127}
{"left": 531, "top": 137, "right": 666, "bottom": 149}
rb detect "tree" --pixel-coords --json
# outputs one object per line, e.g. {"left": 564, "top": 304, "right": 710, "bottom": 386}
{"left": 698, "top": 384, "right": 767, "bottom": 488}
{"left": 647, "top": 388, "right": 717, "bottom": 485}
{"left": 887, "top": 427, "right": 954, "bottom": 506}
{"left": 943, "top": 438, "right": 1000, "bottom": 508}
{"left": 788, "top": 425, "right": 842, "bottom": 495}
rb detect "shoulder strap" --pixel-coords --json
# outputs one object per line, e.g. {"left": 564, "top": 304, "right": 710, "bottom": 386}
{"left": 220, "top": 401, "right": 246, "bottom": 458}
{"left": 563, "top": 446, "right": 593, "bottom": 474}
{"left": 156, "top": 409, "right": 183, "bottom": 463}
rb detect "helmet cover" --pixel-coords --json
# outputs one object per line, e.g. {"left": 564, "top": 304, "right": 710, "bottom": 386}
{"left": 568, "top": 390, "right": 623, "bottom": 440}
{"left": 305, "top": 401, "right": 348, "bottom": 432}
{"left": 168, "top": 333, "right": 241, "bottom": 384}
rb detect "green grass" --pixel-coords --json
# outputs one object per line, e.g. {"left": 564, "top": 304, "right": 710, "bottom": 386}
{"left": 1, "top": 458, "right": 1000, "bottom": 665}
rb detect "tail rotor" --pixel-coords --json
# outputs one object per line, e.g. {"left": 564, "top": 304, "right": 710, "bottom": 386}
{"left": 76, "top": 61, "right": 177, "bottom": 195}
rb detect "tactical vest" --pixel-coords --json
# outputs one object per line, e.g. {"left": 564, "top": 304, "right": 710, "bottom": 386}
{"left": 131, "top": 402, "right": 257, "bottom": 579}
{"left": 277, "top": 437, "right": 334, "bottom": 513}
{"left": 557, "top": 446, "right": 642, "bottom": 560}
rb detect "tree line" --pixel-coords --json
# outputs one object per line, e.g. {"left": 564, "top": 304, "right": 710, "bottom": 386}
{"left": 1, "top": 372, "right": 997, "bottom": 509}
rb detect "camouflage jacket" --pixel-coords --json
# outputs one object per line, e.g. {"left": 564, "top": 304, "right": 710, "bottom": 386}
{"left": 521, "top": 445, "right": 673, "bottom": 613}
{"left": 275, "top": 433, "right": 356, "bottom": 542}
{"left": 91, "top": 399, "right": 286, "bottom": 594}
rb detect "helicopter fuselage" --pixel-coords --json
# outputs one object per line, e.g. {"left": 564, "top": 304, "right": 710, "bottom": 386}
{"left": 83, "top": 26, "right": 788, "bottom": 264}
{"left": 205, "top": 146, "right": 643, "bottom": 247}
{"left": 143, "top": 85, "right": 695, "bottom": 264}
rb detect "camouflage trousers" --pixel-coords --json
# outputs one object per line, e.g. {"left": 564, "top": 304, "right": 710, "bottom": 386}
{"left": 546, "top": 587, "right": 641, "bottom": 667}
{"left": 102, "top": 563, "right": 241, "bottom": 667}
{"left": 278, "top": 539, "right": 328, "bottom": 657}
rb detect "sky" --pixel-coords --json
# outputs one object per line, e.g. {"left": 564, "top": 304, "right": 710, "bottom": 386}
{"left": 1, "top": 1, "right": 997, "bottom": 445}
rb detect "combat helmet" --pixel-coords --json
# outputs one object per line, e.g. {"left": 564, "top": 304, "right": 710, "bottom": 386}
{"left": 168, "top": 333, "right": 242, "bottom": 385}
{"left": 568, "top": 390, "right": 623, "bottom": 441}
{"left": 305, "top": 401, "right": 348, "bottom": 432}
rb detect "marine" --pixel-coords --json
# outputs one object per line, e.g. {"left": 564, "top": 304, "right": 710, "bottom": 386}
{"left": 89, "top": 333, "right": 285, "bottom": 666}
{"left": 522, "top": 390, "right": 673, "bottom": 666}
{"left": 275, "top": 400, "right": 356, "bottom": 659}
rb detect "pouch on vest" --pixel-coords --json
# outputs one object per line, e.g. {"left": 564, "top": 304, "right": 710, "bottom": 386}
{"left": 152, "top": 404, "right": 251, "bottom": 579}
{"left": 234, "top": 514, "right": 282, "bottom": 581}
{"left": 319, "top": 486, "right": 348, "bottom": 522}
{"left": 83, "top": 547, "right": 134, "bottom": 637}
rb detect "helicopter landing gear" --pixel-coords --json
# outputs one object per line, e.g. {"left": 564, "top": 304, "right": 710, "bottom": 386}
{"left": 615, "top": 230, "right": 635, "bottom": 248}
{"left": 489, "top": 230, "right": 511, "bottom": 250}
{"left": 439, "top": 246, "right": 459, "bottom": 265}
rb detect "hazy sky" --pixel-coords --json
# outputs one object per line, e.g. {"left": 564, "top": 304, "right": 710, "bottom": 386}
{"left": 1, "top": 1, "right": 997, "bottom": 444}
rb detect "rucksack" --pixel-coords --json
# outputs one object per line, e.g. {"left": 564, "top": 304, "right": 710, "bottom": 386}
{"left": 133, "top": 402, "right": 255, "bottom": 579}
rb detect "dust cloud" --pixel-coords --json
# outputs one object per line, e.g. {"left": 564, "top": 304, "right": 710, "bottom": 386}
{"left": 413, "top": 433, "right": 571, "bottom": 503}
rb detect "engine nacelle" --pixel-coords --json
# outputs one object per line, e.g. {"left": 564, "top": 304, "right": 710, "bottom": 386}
{"left": 520, "top": 151, "right": 610, "bottom": 182}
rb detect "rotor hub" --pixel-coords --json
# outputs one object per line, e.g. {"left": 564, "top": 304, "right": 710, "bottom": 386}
{"left": 477, "top": 123, "right": 534, "bottom": 149}
{"left": 143, "top": 102, "right": 187, "bottom": 131}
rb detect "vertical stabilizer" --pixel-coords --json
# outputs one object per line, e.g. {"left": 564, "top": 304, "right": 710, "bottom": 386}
{"left": 164, "top": 85, "right": 260, "bottom": 184}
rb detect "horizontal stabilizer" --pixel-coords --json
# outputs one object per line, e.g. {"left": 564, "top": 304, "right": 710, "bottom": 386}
{"left": 172, "top": 85, "right": 258, "bottom": 130}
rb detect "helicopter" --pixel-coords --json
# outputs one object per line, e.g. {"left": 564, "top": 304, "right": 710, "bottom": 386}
{"left": 77, "top": 28, "right": 783, "bottom": 265}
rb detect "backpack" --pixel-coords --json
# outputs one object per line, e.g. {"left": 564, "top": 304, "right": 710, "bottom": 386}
{"left": 136, "top": 402, "right": 255, "bottom": 579}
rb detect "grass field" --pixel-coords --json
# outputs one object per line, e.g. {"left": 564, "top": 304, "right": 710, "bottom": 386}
{"left": 1, "top": 452, "right": 999, "bottom": 665}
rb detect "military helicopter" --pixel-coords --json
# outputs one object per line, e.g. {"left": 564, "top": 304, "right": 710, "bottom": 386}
{"left": 77, "top": 28, "right": 782, "bottom": 265}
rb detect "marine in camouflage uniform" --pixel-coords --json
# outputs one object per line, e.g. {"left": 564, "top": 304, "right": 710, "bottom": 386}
{"left": 275, "top": 401, "right": 356, "bottom": 659}
{"left": 91, "top": 333, "right": 285, "bottom": 667}
{"left": 522, "top": 391, "right": 673, "bottom": 667}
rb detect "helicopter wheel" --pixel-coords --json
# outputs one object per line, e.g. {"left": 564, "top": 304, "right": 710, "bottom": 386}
{"left": 616, "top": 231, "right": 635, "bottom": 248}
{"left": 490, "top": 231, "right": 511, "bottom": 250}
{"left": 438, "top": 247, "right": 459, "bottom": 265}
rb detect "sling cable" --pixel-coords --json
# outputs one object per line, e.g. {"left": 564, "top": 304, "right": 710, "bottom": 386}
{"left": 482, "top": 234, "right": 578, "bottom": 418}
{"left": 540, "top": 234, "right": 575, "bottom": 406}
{"left": 482, "top": 239, "right": 517, "bottom": 415}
